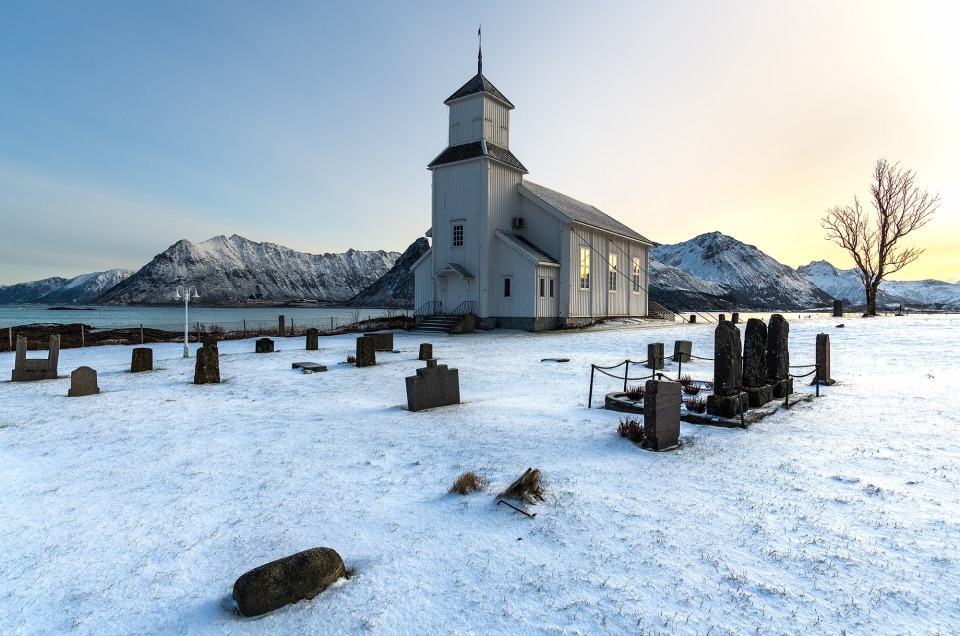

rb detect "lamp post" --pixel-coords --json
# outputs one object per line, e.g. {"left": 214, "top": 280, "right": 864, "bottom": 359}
{"left": 174, "top": 285, "right": 199, "bottom": 358}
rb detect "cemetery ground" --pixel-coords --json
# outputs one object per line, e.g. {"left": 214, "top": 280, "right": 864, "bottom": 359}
{"left": 1, "top": 315, "right": 958, "bottom": 635}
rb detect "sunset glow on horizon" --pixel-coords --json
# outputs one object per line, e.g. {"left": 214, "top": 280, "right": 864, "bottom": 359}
{"left": 1, "top": 0, "right": 957, "bottom": 285}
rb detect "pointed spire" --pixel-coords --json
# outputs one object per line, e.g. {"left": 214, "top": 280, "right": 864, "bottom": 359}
{"left": 478, "top": 24, "right": 483, "bottom": 75}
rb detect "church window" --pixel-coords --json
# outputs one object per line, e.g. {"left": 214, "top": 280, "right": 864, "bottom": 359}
{"left": 579, "top": 246, "right": 591, "bottom": 290}
{"left": 608, "top": 253, "right": 618, "bottom": 292}
{"left": 539, "top": 277, "right": 545, "bottom": 298}
{"left": 453, "top": 224, "right": 464, "bottom": 247}
{"left": 503, "top": 277, "right": 512, "bottom": 298}
{"left": 632, "top": 256, "right": 642, "bottom": 293}
{"left": 549, "top": 278, "right": 555, "bottom": 298}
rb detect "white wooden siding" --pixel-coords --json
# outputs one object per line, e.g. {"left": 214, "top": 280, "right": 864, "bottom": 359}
{"left": 448, "top": 96, "right": 484, "bottom": 145}
{"left": 566, "top": 225, "right": 648, "bottom": 318}
{"left": 483, "top": 161, "right": 524, "bottom": 316}
{"left": 483, "top": 99, "right": 510, "bottom": 147}
{"left": 413, "top": 252, "right": 434, "bottom": 311}
{"left": 431, "top": 162, "right": 482, "bottom": 310}
{"left": 535, "top": 264, "right": 560, "bottom": 318}
{"left": 492, "top": 241, "right": 536, "bottom": 317}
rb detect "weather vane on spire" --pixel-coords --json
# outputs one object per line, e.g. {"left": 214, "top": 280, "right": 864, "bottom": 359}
{"left": 478, "top": 24, "right": 483, "bottom": 75}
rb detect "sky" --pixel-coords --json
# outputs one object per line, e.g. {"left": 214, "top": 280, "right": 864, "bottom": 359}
{"left": 1, "top": 0, "right": 958, "bottom": 286}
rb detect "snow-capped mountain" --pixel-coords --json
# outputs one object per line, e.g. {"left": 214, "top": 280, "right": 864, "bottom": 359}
{"left": 348, "top": 238, "right": 430, "bottom": 308}
{"left": 648, "top": 257, "right": 737, "bottom": 310}
{"left": 651, "top": 231, "right": 834, "bottom": 310}
{"left": 0, "top": 276, "right": 69, "bottom": 304}
{"left": 97, "top": 235, "right": 399, "bottom": 305}
{"left": 798, "top": 260, "right": 960, "bottom": 309}
{"left": 0, "top": 270, "right": 129, "bottom": 304}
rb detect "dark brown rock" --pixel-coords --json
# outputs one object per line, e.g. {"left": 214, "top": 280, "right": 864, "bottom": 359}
{"left": 232, "top": 547, "right": 346, "bottom": 618}
{"left": 131, "top": 347, "right": 153, "bottom": 373}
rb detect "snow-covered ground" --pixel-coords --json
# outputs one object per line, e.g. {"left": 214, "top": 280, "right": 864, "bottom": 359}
{"left": 1, "top": 316, "right": 958, "bottom": 635}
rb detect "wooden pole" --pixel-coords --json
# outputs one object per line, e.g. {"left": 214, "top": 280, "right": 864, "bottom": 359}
{"left": 140, "top": 324, "right": 144, "bottom": 344}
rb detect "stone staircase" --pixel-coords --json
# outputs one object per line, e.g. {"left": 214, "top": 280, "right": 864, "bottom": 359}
{"left": 414, "top": 314, "right": 462, "bottom": 334}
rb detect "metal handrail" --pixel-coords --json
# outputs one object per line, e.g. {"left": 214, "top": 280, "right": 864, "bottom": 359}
{"left": 449, "top": 300, "right": 476, "bottom": 316}
{"left": 413, "top": 301, "right": 441, "bottom": 324}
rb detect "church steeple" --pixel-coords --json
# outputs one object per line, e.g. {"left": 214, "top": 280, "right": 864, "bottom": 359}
{"left": 478, "top": 25, "right": 483, "bottom": 75}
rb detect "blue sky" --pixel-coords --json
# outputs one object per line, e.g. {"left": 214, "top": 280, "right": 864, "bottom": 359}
{"left": 1, "top": 0, "right": 958, "bottom": 284}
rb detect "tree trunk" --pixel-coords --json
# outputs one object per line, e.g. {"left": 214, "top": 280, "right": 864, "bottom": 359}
{"left": 864, "top": 283, "right": 879, "bottom": 316}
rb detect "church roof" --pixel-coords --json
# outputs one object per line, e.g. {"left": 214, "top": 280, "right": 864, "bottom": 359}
{"left": 445, "top": 73, "right": 515, "bottom": 108}
{"left": 428, "top": 141, "right": 527, "bottom": 172}
{"left": 519, "top": 181, "right": 653, "bottom": 245}
{"left": 495, "top": 231, "right": 560, "bottom": 266}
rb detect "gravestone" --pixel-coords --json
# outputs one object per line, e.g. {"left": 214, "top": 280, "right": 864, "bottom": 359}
{"left": 368, "top": 332, "right": 394, "bottom": 352}
{"left": 672, "top": 340, "right": 692, "bottom": 363}
{"left": 194, "top": 341, "right": 220, "bottom": 384}
{"left": 815, "top": 333, "right": 835, "bottom": 385}
{"left": 719, "top": 314, "right": 727, "bottom": 322}
{"left": 232, "top": 547, "right": 345, "bottom": 618}
{"left": 355, "top": 336, "right": 376, "bottom": 367}
{"left": 131, "top": 347, "right": 153, "bottom": 373}
{"left": 306, "top": 328, "right": 319, "bottom": 351}
{"left": 646, "top": 343, "right": 664, "bottom": 370}
{"left": 256, "top": 338, "right": 274, "bottom": 353}
{"left": 406, "top": 358, "right": 460, "bottom": 411}
{"left": 278, "top": 315, "right": 285, "bottom": 337}
{"left": 643, "top": 380, "right": 681, "bottom": 451}
{"left": 67, "top": 366, "right": 100, "bottom": 397}
{"left": 707, "top": 321, "right": 747, "bottom": 418}
{"left": 731, "top": 312, "right": 740, "bottom": 324}
{"left": 11, "top": 335, "right": 60, "bottom": 382}
{"left": 689, "top": 314, "right": 697, "bottom": 324}
{"left": 766, "top": 314, "right": 792, "bottom": 398}
{"left": 742, "top": 318, "right": 773, "bottom": 407}
{"left": 833, "top": 300, "right": 843, "bottom": 318}
{"left": 292, "top": 361, "right": 327, "bottom": 373}
{"left": 418, "top": 343, "right": 433, "bottom": 361}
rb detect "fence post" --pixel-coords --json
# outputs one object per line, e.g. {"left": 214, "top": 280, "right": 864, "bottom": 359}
{"left": 588, "top": 365, "right": 595, "bottom": 408}
{"left": 8, "top": 326, "right": 12, "bottom": 351}
{"left": 81, "top": 325, "right": 85, "bottom": 348}
{"left": 623, "top": 361, "right": 629, "bottom": 393}
{"left": 677, "top": 358, "right": 682, "bottom": 381}
{"left": 243, "top": 319, "right": 246, "bottom": 338}
{"left": 784, "top": 385, "right": 790, "bottom": 410}
{"left": 330, "top": 317, "right": 334, "bottom": 331}
{"left": 815, "top": 364, "right": 820, "bottom": 398}
{"left": 196, "top": 322, "right": 200, "bottom": 343}
{"left": 738, "top": 393, "right": 745, "bottom": 428}
{"left": 140, "top": 324, "right": 144, "bottom": 344}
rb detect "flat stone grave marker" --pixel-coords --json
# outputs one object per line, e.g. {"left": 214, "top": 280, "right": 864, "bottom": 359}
{"left": 131, "top": 347, "right": 153, "bottom": 373}
{"left": 68, "top": 366, "right": 100, "bottom": 397}
{"left": 292, "top": 361, "right": 327, "bottom": 373}
{"left": 406, "top": 359, "right": 460, "bottom": 411}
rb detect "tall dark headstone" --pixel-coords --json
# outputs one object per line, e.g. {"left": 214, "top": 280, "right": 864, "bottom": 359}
{"left": 646, "top": 343, "right": 664, "bottom": 370}
{"left": 255, "top": 338, "right": 274, "bottom": 353}
{"left": 405, "top": 359, "right": 460, "bottom": 411}
{"left": 673, "top": 340, "right": 692, "bottom": 363}
{"left": 719, "top": 314, "right": 727, "bottom": 322}
{"left": 731, "top": 312, "right": 740, "bottom": 324}
{"left": 194, "top": 341, "right": 220, "bottom": 384}
{"left": 707, "top": 321, "right": 747, "bottom": 418}
{"left": 742, "top": 318, "right": 773, "bottom": 407}
{"left": 833, "top": 300, "right": 843, "bottom": 318}
{"left": 306, "top": 328, "right": 319, "bottom": 351}
{"left": 67, "top": 366, "right": 100, "bottom": 397}
{"left": 418, "top": 343, "right": 433, "bottom": 361}
{"left": 643, "top": 380, "right": 681, "bottom": 451}
{"left": 278, "top": 315, "right": 285, "bottom": 337}
{"left": 816, "top": 333, "right": 834, "bottom": 385}
{"left": 131, "top": 347, "right": 153, "bottom": 373}
{"left": 766, "top": 314, "right": 792, "bottom": 398}
{"left": 355, "top": 336, "right": 376, "bottom": 367}
{"left": 689, "top": 314, "right": 697, "bottom": 324}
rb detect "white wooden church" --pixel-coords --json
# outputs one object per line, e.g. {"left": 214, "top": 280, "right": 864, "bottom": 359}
{"left": 412, "top": 52, "right": 653, "bottom": 331}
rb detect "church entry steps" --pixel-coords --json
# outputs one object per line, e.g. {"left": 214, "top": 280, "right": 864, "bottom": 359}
{"left": 414, "top": 314, "right": 461, "bottom": 334}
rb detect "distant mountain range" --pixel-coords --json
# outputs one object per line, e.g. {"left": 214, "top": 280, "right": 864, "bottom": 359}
{"left": 1, "top": 231, "right": 957, "bottom": 311}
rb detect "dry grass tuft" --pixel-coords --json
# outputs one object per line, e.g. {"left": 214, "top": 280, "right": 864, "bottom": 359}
{"left": 498, "top": 468, "right": 545, "bottom": 504}
{"left": 678, "top": 373, "right": 693, "bottom": 386}
{"left": 625, "top": 385, "right": 645, "bottom": 401}
{"left": 617, "top": 417, "right": 646, "bottom": 443}
{"left": 449, "top": 471, "right": 484, "bottom": 495}
{"left": 346, "top": 355, "right": 356, "bottom": 364}
{"left": 685, "top": 396, "right": 707, "bottom": 413}
{"left": 682, "top": 383, "right": 702, "bottom": 395}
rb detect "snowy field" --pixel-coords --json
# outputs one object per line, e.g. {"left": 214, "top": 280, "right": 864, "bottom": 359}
{"left": 1, "top": 316, "right": 958, "bottom": 635}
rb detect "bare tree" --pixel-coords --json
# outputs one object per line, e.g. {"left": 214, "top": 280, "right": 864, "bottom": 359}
{"left": 821, "top": 159, "right": 940, "bottom": 316}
